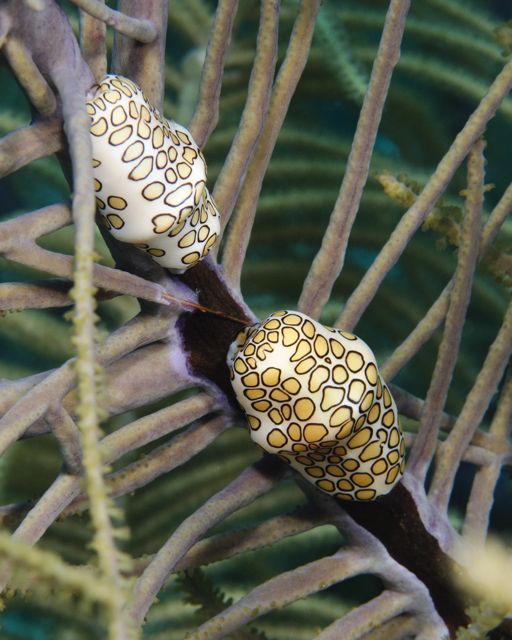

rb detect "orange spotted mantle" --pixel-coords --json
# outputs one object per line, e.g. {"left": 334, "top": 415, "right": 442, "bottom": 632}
{"left": 228, "top": 310, "right": 405, "bottom": 501}
{"left": 86, "top": 74, "right": 219, "bottom": 272}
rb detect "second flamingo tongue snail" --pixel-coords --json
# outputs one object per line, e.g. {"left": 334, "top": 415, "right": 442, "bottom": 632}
{"left": 228, "top": 310, "right": 405, "bottom": 501}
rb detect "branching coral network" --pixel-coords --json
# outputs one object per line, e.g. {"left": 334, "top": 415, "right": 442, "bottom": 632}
{"left": 0, "top": 0, "right": 511, "bottom": 639}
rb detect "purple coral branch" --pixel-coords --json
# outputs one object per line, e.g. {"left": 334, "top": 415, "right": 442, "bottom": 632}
{"left": 64, "top": 415, "right": 232, "bottom": 515}
{"left": 381, "top": 179, "right": 512, "bottom": 381}
{"left": 130, "top": 504, "right": 328, "bottom": 575}
{"left": 0, "top": 118, "right": 63, "bottom": 178}
{"left": 221, "top": 0, "right": 322, "bottom": 288}
{"left": 429, "top": 297, "right": 512, "bottom": 511}
{"left": 128, "top": 456, "right": 286, "bottom": 627}
{"left": 213, "top": 0, "right": 281, "bottom": 230}
{"left": 69, "top": 0, "right": 158, "bottom": 44}
{"left": 462, "top": 373, "right": 512, "bottom": 546}
{"left": 188, "top": 548, "right": 375, "bottom": 640}
{"left": 407, "top": 139, "right": 486, "bottom": 482}
{"left": 79, "top": 1, "right": 107, "bottom": 81}
{"left": 299, "top": 0, "right": 411, "bottom": 319}
{"left": 189, "top": 0, "right": 240, "bottom": 148}
{"left": 337, "top": 58, "right": 512, "bottom": 332}
{"left": 0, "top": 313, "right": 171, "bottom": 456}
{"left": 112, "top": 0, "right": 168, "bottom": 110}
{"left": 314, "top": 590, "right": 413, "bottom": 640}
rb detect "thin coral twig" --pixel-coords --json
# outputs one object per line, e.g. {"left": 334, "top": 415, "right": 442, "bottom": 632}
{"left": 100, "top": 394, "right": 217, "bottom": 463}
{"left": 0, "top": 314, "right": 170, "bottom": 469}
{"left": 354, "top": 47, "right": 512, "bottom": 121}
{"left": 4, "top": 369, "right": 200, "bottom": 551}
{"left": 103, "top": 418, "right": 231, "bottom": 500}
{"left": 128, "top": 456, "right": 286, "bottom": 627}
{"left": 0, "top": 362, "right": 75, "bottom": 458}
{"left": 2, "top": 36, "right": 57, "bottom": 115}
{"left": 429, "top": 297, "right": 512, "bottom": 512}
{"left": 390, "top": 384, "right": 456, "bottom": 432}
{"left": 480, "top": 181, "right": 512, "bottom": 249}
{"left": 0, "top": 118, "right": 63, "bottom": 178}
{"left": 112, "top": 0, "right": 168, "bottom": 110}
{"left": 5, "top": 241, "right": 171, "bottom": 306}
{"left": 298, "top": 0, "right": 410, "bottom": 319}
{"left": 381, "top": 180, "right": 512, "bottom": 380}
{"left": 0, "top": 282, "right": 73, "bottom": 311}
{"left": 69, "top": 0, "right": 157, "bottom": 43}
{"left": 189, "top": 0, "right": 239, "bottom": 148}
{"left": 128, "top": 507, "right": 326, "bottom": 576}
{"left": 213, "top": 0, "right": 280, "bottom": 229}
{"left": 315, "top": 590, "right": 413, "bottom": 640}
{"left": 47, "top": 405, "right": 83, "bottom": 474}
{"left": 65, "top": 417, "right": 232, "bottom": 517}
{"left": 50, "top": 67, "right": 126, "bottom": 630}
{"left": 338, "top": 10, "right": 503, "bottom": 64}
{"left": 187, "top": 549, "right": 373, "bottom": 640}
{"left": 404, "top": 433, "right": 498, "bottom": 468}
{"left": 9, "top": 475, "right": 81, "bottom": 547}
{"left": 336, "top": 58, "right": 512, "bottom": 332}
{"left": 173, "top": 505, "right": 327, "bottom": 572}
{"left": 407, "top": 140, "right": 485, "bottom": 482}
{"left": 0, "top": 202, "right": 71, "bottom": 244}
{"left": 462, "top": 374, "right": 512, "bottom": 546}
{"left": 221, "top": 0, "right": 321, "bottom": 288}
{"left": 79, "top": 1, "right": 107, "bottom": 81}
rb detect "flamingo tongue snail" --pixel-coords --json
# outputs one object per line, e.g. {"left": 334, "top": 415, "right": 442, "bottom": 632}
{"left": 228, "top": 310, "right": 405, "bottom": 501}
{"left": 86, "top": 74, "right": 219, "bottom": 272}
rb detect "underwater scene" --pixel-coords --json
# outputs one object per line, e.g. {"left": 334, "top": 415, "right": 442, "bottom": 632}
{"left": 0, "top": 0, "right": 511, "bottom": 638}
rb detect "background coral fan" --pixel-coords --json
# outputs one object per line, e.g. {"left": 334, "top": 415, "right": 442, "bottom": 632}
{"left": 0, "top": 1, "right": 511, "bottom": 639}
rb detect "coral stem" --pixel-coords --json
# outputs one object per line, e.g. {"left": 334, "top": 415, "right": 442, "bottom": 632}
{"left": 213, "top": 0, "right": 281, "bottom": 229}
{"left": 407, "top": 139, "right": 486, "bottom": 482}
{"left": 381, "top": 180, "right": 512, "bottom": 380}
{"left": 429, "top": 297, "right": 512, "bottom": 511}
{"left": 79, "top": 0, "right": 107, "bottom": 81}
{"left": 221, "top": 0, "right": 321, "bottom": 289}
{"left": 69, "top": 0, "right": 157, "bottom": 43}
{"left": 298, "top": 0, "right": 410, "bottom": 319}
{"left": 337, "top": 58, "right": 512, "bottom": 331}
{"left": 189, "top": 0, "right": 239, "bottom": 148}
{"left": 128, "top": 456, "right": 286, "bottom": 627}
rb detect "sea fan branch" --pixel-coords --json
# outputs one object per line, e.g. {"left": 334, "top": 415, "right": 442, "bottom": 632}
{"left": 213, "top": 0, "right": 280, "bottom": 229}
{"left": 186, "top": 549, "right": 374, "bottom": 640}
{"left": 128, "top": 456, "right": 286, "bottom": 627}
{"left": 69, "top": 0, "right": 158, "bottom": 44}
{"left": 429, "top": 297, "right": 512, "bottom": 511}
{"left": 314, "top": 590, "right": 413, "bottom": 640}
{"left": 381, "top": 180, "right": 512, "bottom": 380}
{"left": 65, "top": 416, "right": 232, "bottom": 514}
{"left": 79, "top": 0, "right": 107, "bottom": 81}
{"left": 462, "top": 373, "right": 512, "bottom": 546}
{"left": 2, "top": 36, "right": 57, "bottom": 115}
{"left": 112, "top": 0, "right": 168, "bottom": 110}
{"left": 298, "top": 0, "right": 410, "bottom": 319}
{"left": 0, "top": 118, "right": 63, "bottom": 178}
{"left": 407, "top": 139, "right": 486, "bottom": 482}
{"left": 221, "top": 0, "right": 321, "bottom": 288}
{"left": 336, "top": 58, "right": 512, "bottom": 331}
{"left": 131, "top": 505, "right": 328, "bottom": 575}
{"left": 189, "top": 0, "right": 239, "bottom": 148}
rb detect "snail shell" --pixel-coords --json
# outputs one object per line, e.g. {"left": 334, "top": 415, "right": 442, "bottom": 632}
{"left": 86, "top": 74, "right": 219, "bottom": 272}
{"left": 228, "top": 310, "right": 405, "bottom": 501}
